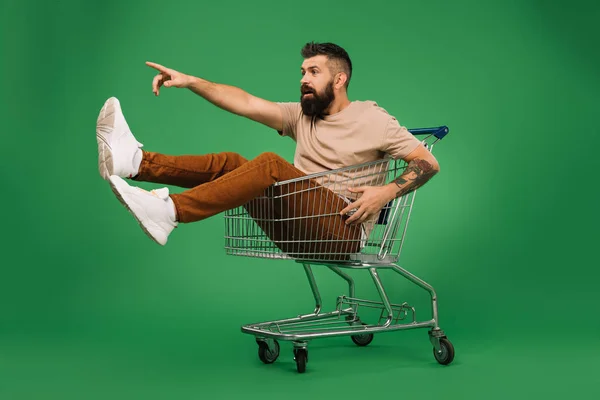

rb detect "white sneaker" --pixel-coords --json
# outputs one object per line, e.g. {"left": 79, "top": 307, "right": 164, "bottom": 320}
{"left": 109, "top": 175, "right": 178, "bottom": 245}
{"left": 96, "top": 97, "right": 143, "bottom": 180}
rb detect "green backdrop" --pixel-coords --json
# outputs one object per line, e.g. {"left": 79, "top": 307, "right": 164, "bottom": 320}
{"left": 1, "top": 0, "right": 598, "bottom": 398}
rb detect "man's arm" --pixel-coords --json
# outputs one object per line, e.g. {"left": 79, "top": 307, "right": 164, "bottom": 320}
{"left": 387, "top": 143, "right": 440, "bottom": 199}
{"left": 340, "top": 144, "right": 440, "bottom": 225}
{"left": 146, "top": 61, "right": 284, "bottom": 131}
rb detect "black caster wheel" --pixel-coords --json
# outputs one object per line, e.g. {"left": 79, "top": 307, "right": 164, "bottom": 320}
{"left": 294, "top": 349, "right": 308, "bottom": 373}
{"left": 351, "top": 332, "right": 374, "bottom": 346}
{"left": 433, "top": 337, "right": 455, "bottom": 365}
{"left": 350, "top": 322, "right": 374, "bottom": 346}
{"left": 257, "top": 339, "right": 280, "bottom": 364}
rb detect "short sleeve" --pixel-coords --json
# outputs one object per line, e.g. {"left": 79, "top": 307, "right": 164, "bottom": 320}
{"left": 381, "top": 117, "right": 422, "bottom": 160}
{"left": 276, "top": 102, "right": 302, "bottom": 140}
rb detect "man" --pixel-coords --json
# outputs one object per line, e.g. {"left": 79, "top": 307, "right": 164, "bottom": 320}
{"left": 97, "top": 42, "right": 440, "bottom": 249}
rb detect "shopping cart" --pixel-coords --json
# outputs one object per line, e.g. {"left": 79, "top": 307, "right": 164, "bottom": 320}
{"left": 224, "top": 126, "right": 452, "bottom": 373}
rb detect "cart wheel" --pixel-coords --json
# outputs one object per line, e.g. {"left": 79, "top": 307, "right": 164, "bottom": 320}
{"left": 294, "top": 349, "right": 308, "bottom": 373}
{"left": 351, "top": 332, "right": 374, "bottom": 347}
{"left": 257, "top": 340, "right": 280, "bottom": 364}
{"left": 432, "top": 337, "right": 455, "bottom": 365}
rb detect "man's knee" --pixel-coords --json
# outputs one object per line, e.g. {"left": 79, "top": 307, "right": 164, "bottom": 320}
{"left": 255, "top": 152, "right": 284, "bottom": 163}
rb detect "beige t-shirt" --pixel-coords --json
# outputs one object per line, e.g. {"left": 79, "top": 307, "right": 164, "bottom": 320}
{"left": 277, "top": 100, "right": 422, "bottom": 239}
{"left": 277, "top": 100, "right": 421, "bottom": 192}
{"left": 278, "top": 100, "right": 420, "bottom": 170}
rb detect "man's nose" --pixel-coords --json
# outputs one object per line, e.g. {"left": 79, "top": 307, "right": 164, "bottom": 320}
{"left": 300, "top": 74, "right": 310, "bottom": 84}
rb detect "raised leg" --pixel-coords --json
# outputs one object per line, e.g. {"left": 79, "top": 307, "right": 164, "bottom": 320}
{"left": 134, "top": 151, "right": 249, "bottom": 188}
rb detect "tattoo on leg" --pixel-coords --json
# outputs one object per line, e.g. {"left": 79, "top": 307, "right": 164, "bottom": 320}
{"left": 393, "top": 158, "right": 437, "bottom": 198}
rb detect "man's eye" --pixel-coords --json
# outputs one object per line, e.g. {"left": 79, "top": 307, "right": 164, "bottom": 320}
{"left": 312, "top": 71, "right": 318, "bottom": 75}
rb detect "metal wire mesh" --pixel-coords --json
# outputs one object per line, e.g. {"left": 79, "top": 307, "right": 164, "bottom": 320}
{"left": 224, "top": 135, "right": 439, "bottom": 264}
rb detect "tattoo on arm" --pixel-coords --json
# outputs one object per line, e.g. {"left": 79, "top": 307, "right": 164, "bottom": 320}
{"left": 393, "top": 158, "right": 437, "bottom": 198}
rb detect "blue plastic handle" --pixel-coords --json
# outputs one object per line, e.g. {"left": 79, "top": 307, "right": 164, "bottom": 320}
{"left": 408, "top": 126, "right": 449, "bottom": 140}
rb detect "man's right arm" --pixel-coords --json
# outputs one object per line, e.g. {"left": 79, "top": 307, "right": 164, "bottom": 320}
{"left": 146, "top": 61, "right": 283, "bottom": 132}
{"left": 187, "top": 77, "right": 284, "bottom": 132}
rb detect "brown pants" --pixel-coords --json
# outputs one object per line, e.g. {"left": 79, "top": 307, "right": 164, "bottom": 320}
{"left": 134, "top": 151, "right": 362, "bottom": 257}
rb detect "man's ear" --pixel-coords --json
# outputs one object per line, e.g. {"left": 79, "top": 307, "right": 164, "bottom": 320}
{"left": 335, "top": 72, "right": 348, "bottom": 89}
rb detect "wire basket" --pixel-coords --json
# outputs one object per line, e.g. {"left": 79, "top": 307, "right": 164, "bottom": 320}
{"left": 224, "top": 128, "right": 445, "bottom": 264}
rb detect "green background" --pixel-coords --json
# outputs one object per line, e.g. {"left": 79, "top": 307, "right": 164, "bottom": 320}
{"left": 1, "top": 0, "right": 598, "bottom": 398}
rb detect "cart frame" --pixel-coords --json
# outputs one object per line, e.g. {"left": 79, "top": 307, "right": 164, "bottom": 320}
{"left": 224, "top": 126, "right": 453, "bottom": 372}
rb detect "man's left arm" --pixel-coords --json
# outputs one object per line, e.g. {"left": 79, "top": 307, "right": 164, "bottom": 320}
{"left": 340, "top": 144, "right": 440, "bottom": 225}
{"left": 389, "top": 144, "right": 440, "bottom": 198}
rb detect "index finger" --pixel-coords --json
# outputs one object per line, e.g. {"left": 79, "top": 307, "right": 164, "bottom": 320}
{"left": 340, "top": 201, "right": 359, "bottom": 215}
{"left": 145, "top": 61, "right": 169, "bottom": 73}
{"left": 345, "top": 206, "right": 365, "bottom": 225}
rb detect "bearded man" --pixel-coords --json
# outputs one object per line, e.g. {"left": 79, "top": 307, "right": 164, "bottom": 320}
{"left": 96, "top": 42, "right": 439, "bottom": 248}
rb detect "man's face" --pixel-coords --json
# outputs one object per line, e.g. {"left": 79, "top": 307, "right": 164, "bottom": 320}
{"left": 300, "top": 55, "right": 336, "bottom": 117}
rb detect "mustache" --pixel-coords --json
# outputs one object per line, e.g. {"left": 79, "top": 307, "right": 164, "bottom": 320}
{"left": 301, "top": 85, "right": 315, "bottom": 94}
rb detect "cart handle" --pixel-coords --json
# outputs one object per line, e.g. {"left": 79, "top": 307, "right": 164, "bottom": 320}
{"left": 408, "top": 126, "right": 449, "bottom": 140}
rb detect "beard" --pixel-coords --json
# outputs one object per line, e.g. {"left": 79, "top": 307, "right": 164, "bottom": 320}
{"left": 300, "top": 80, "right": 335, "bottom": 118}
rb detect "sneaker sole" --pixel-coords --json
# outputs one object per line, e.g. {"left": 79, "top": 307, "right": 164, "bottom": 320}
{"left": 109, "top": 177, "right": 165, "bottom": 246}
{"left": 97, "top": 98, "right": 117, "bottom": 180}
{"left": 97, "top": 136, "right": 114, "bottom": 180}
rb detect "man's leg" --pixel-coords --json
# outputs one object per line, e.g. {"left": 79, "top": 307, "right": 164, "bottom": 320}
{"left": 168, "top": 152, "right": 305, "bottom": 222}
{"left": 96, "top": 97, "right": 251, "bottom": 245}
{"left": 107, "top": 152, "right": 305, "bottom": 245}
{"left": 259, "top": 178, "right": 363, "bottom": 259}
{"left": 109, "top": 151, "right": 361, "bottom": 253}
{"left": 96, "top": 97, "right": 248, "bottom": 187}
{"left": 133, "top": 151, "right": 248, "bottom": 188}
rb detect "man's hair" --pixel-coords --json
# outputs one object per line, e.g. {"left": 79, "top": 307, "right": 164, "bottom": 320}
{"left": 301, "top": 42, "right": 353, "bottom": 89}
